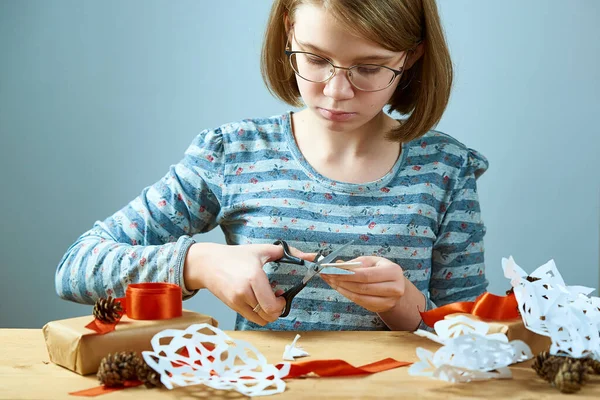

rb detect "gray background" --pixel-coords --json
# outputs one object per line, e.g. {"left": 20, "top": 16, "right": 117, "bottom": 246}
{"left": 1, "top": 0, "right": 598, "bottom": 330}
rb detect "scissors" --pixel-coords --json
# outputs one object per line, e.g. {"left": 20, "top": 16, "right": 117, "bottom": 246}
{"left": 273, "top": 239, "right": 355, "bottom": 317}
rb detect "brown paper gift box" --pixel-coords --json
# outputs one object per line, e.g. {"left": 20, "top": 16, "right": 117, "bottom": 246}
{"left": 42, "top": 310, "right": 218, "bottom": 375}
{"left": 445, "top": 313, "right": 552, "bottom": 355}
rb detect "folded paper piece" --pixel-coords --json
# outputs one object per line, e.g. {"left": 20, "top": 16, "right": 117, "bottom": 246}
{"left": 318, "top": 266, "right": 355, "bottom": 275}
{"left": 502, "top": 256, "right": 600, "bottom": 360}
{"left": 282, "top": 334, "right": 309, "bottom": 361}
{"left": 317, "top": 254, "right": 356, "bottom": 275}
{"left": 443, "top": 313, "right": 551, "bottom": 355}
{"left": 142, "top": 323, "right": 290, "bottom": 397}
{"left": 410, "top": 315, "right": 533, "bottom": 383}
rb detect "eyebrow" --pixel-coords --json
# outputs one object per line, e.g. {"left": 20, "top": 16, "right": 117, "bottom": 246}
{"left": 295, "top": 39, "right": 397, "bottom": 63}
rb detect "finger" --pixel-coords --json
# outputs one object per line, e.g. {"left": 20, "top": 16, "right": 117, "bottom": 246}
{"left": 238, "top": 303, "right": 270, "bottom": 326}
{"left": 249, "top": 271, "right": 286, "bottom": 318}
{"left": 289, "top": 247, "right": 318, "bottom": 261}
{"left": 245, "top": 290, "right": 281, "bottom": 324}
{"left": 333, "top": 285, "right": 397, "bottom": 313}
{"left": 324, "top": 279, "right": 405, "bottom": 297}
{"left": 323, "top": 262, "right": 402, "bottom": 283}
{"left": 256, "top": 244, "right": 285, "bottom": 264}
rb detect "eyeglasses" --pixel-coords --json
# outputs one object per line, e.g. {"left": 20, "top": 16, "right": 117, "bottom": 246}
{"left": 284, "top": 49, "right": 408, "bottom": 92}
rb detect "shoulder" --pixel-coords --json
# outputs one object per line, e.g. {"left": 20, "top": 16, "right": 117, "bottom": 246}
{"left": 186, "top": 113, "right": 288, "bottom": 156}
{"left": 404, "top": 129, "right": 489, "bottom": 179}
{"left": 200, "top": 113, "right": 287, "bottom": 143}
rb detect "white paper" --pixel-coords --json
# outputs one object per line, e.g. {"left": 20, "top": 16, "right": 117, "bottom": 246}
{"left": 318, "top": 266, "right": 355, "bottom": 275}
{"left": 282, "top": 334, "right": 309, "bottom": 361}
{"left": 502, "top": 256, "right": 600, "bottom": 360}
{"left": 410, "top": 315, "right": 532, "bottom": 383}
{"left": 317, "top": 255, "right": 356, "bottom": 275}
{"left": 142, "top": 324, "right": 291, "bottom": 397}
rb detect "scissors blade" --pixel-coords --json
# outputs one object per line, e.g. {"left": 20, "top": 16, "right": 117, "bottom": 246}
{"left": 302, "top": 240, "right": 355, "bottom": 284}
{"left": 317, "top": 240, "right": 355, "bottom": 266}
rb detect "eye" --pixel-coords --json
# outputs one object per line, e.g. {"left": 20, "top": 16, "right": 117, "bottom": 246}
{"left": 306, "top": 56, "right": 329, "bottom": 65}
{"left": 356, "top": 65, "right": 382, "bottom": 75}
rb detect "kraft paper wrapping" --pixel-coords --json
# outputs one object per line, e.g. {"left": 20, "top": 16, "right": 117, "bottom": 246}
{"left": 445, "top": 313, "right": 551, "bottom": 355}
{"left": 42, "top": 310, "right": 218, "bottom": 375}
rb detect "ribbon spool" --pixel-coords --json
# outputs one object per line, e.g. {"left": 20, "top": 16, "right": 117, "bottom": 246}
{"left": 125, "top": 283, "right": 182, "bottom": 320}
{"left": 86, "top": 282, "right": 182, "bottom": 334}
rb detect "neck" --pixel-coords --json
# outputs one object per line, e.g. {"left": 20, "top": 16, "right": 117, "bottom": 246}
{"left": 293, "top": 109, "right": 398, "bottom": 162}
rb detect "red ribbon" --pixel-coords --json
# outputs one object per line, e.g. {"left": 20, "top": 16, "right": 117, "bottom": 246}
{"left": 69, "top": 357, "right": 410, "bottom": 397}
{"left": 69, "top": 381, "right": 143, "bottom": 397}
{"left": 281, "top": 358, "right": 411, "bottom": 378}
{"left": 419, "top": 292, "right": 520, "bottom": 328}
{"left": 85, "top": 283, "right": 182, "bottom": 334}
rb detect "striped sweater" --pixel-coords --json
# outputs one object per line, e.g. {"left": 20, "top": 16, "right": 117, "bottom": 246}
{"left": 55, "top": 112, "right": 489, "bottom": 331}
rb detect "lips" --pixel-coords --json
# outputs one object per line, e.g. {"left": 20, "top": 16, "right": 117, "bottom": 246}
{"left": 318, "top": 107, "right": 356, "bottom": 122}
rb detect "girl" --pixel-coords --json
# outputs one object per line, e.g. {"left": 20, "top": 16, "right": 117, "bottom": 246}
{"left": 56, "top": 0, "right": 489, "bottom": 332}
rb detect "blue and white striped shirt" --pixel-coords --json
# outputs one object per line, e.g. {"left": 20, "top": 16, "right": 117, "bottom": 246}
{"left": 55, "top": 112, "right": 489, "bottom": 331}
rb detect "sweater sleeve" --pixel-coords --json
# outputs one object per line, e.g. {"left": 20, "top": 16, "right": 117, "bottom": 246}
{"left": 55, "top": 127, "right": 225, "bottom": 304}
{"left": 427, "top": 148, "right": 490, "bottom": 310}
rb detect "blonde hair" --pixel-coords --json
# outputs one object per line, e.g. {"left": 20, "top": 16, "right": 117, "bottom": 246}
{"left": 261, "top": 0, "right": 453, "bottom": 142}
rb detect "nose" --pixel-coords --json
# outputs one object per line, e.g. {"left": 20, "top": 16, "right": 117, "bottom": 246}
{"left": 323, "top": 69, "right": 355, "bottom": 101}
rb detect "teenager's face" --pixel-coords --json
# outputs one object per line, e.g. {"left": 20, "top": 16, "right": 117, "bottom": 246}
{"left": 290, "top": 4, "right": 407, "bottom": 132}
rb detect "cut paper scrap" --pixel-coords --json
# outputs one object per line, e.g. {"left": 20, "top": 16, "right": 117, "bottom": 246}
{"left": 282, "top": 334, "right": 309, "bottom": 361}
{"left": 142, "top": 323, "right": 290, "bottom": 397}
{"left": 410, "top": 315, "right": 533, "bottom": 383}
{"left": 502, "top": 256, "right": 600, "bottom": 360}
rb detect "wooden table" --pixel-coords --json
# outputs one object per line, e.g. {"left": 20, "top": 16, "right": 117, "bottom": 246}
{"left": 1, "top": 329, "right": 598, "bottom": 399}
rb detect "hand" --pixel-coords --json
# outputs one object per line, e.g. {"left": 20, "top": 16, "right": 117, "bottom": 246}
{"left": 321, "top": 256, "right": 406, "bottom": 313}
{"left": 183, "top": 242, "right": 312, "bottom": 326}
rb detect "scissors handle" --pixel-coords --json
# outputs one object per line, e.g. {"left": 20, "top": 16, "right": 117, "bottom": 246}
{"left": 279, "top": 282, "right": 306, "bottom": 317}
{"left": 273, "top": 240, "right": 305, "bottom": 265}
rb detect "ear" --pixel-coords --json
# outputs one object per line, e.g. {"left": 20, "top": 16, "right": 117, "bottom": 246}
{"left": 405, "top": 42, "right": 425, "bottom": 70}
{"left": 284, "top": 12, "right": 292, "bottom": 34}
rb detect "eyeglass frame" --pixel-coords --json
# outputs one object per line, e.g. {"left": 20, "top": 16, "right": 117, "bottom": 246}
{"left": 284, "top": 45, "right": 411, "bottom": 92}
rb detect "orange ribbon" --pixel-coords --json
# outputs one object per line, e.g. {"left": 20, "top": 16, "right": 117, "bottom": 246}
{"left": 69, "top": 381, "right": 143, "bottom": 397}
{"left": 125, "top": 283, "right": 182, "bottom": 320}
{"left": 419, "top": 292, "right": 520, "bottom": 328}
{"left": 281, "top": 357, "right": 411, "bottom": 378}
{"left": 69, "top": 357, "right": 410, "bottom": 397}
{"left": 85, "top": 283, "right": 182, "bottom": 334}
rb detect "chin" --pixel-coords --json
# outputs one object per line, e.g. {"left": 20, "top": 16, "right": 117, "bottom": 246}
{"left": 322, "top": 119, "right": 357, "bottom": 132}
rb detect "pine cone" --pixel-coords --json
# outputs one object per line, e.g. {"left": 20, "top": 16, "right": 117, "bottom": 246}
{"left": 532, "top": 351, "right": 563, "bottom": 382}
{"left": 135, "top": 357, "right": 163, "bottom": 388}
{"left": 553, "top": 358, "right": 588, "bottom": 394}
{"left": 93, "top": 296, "right": 123, "bottom": 323}
{"left": 97, "top": 351, "right": 141, "bottom": 387}
{"left": 583, "top": 357, "right": 600, "bottom": 375}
